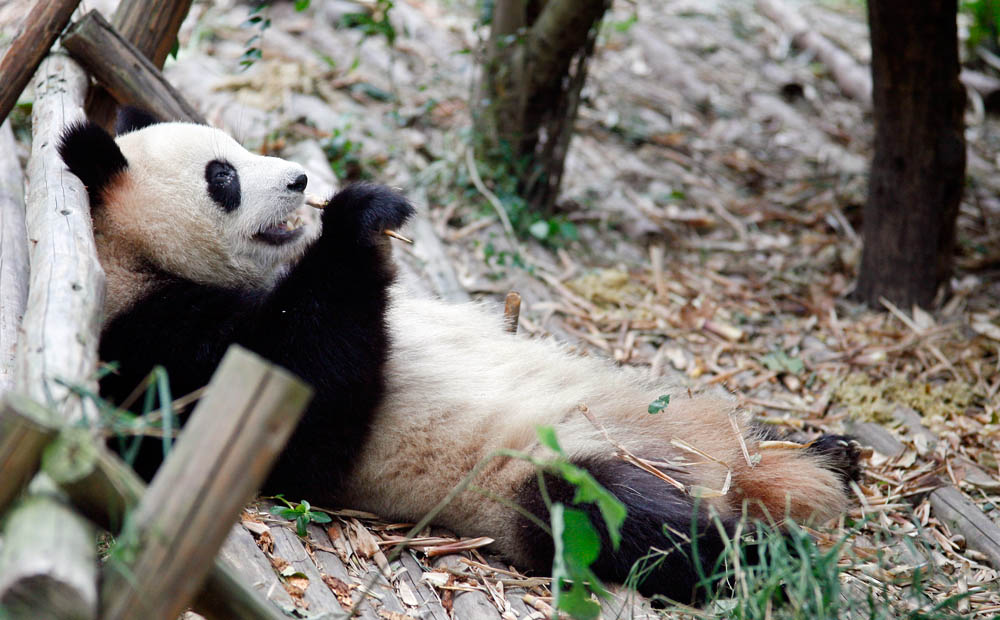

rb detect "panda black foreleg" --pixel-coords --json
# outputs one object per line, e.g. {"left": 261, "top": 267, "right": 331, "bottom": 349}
{"left": 515, "top": 457, "right": 737, "bottom": 605}
{"left": 241, "top": 183, "right": 413, "bottom": 499}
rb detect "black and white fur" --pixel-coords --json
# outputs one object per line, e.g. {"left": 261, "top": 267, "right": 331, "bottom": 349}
{"left": 60, "top": 109, "right": 860, "bottom": 604}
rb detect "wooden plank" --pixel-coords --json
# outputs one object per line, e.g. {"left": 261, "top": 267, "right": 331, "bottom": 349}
{"left": 433, "top": 556, "right": 502, "bottom": 620}
{"left": 0, "top": 120, "right": 28, "bottom": 393}
{"left": 100, "top": 346, "right": 312, "bottom": 620}
{"left": 62, "top": 10, "right": 204, "bottom": 125}
{"left": 0, "top": 0, "right": 82, "bottom": 124}
{"left": 0, "top": 51, "right": 102, "bottom": 620}
{"left": 270, "top": 524, "right": 347, "bottom": 613}
{"left": 307, "top": 524, "right": 384, "bottom": 620}
{"left": 216, "top": 525, "right": 297, "bottom": 613}
{"left": 397, "top": 552, "right": 450, "bottom": 620}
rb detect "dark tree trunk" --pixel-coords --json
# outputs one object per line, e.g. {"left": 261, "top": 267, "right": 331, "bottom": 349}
{"left": 475, "top": 0, "right": 610, "bottom": 216}
{"left": 856, "top": 0, "right": 966, "bottom": 308}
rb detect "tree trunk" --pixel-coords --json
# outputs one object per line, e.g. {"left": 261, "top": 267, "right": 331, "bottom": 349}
{"left": 856, "top": 1, "right": 966, "bottom": 308}
{"left": 475, "top": 0, "right": 610, "bottom": 216}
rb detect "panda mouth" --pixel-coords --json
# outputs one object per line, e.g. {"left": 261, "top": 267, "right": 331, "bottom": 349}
{"left": 254, "top": 214, "right": 305, "bottom": 246}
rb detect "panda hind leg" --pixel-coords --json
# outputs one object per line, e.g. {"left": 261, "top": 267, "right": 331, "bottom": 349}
{"left": 731, "top": 433, "right": 862, "bottom": 525}
{"left": 514, "top": 457, "right": 741, "bottom": 605}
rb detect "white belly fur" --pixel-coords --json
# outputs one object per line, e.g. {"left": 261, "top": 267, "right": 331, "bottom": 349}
{"left": 336, "top": 287, "right": 748, "bottom": 565}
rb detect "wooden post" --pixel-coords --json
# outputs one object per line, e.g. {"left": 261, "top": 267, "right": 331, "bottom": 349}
{"left": 40, "top": 423, "right": 288, "bottom": 620}
{"left": 63, "top": 10, "right": 205, "bottom": 125}
{"left": 0, "top": 0, "right": 82, "bottom": 124}
{"left": 0, "top": 53, "right": 104, "bottom": 619}
{"left": 0, "top": 121, "right": 28, "bottom": 393}
{"left": 85, "top": 0, "right": 195, "bottom": 128}
{"left": 100, "top": 346, "right": 312, "bottom": 620}
{"left": 0, "top": 395, "right": 56, "bottom": 514}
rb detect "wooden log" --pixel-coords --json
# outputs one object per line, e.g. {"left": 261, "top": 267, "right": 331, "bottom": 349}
{"left": 0, "top": 52, "right": 103, "bottom": 620}
{"left": 100, "top": 345, "right": 312, "bottom": 620}
{"left": 86, "top": 0, "right": 194, "bottom": 128}
{"left": 0, "top": 121, "right": 28, "bottom": 393}
{"left": 62, "top": 10, "right": 205, "bottom": 126}
{"left": 14, "top": 52, "right": 104, "bottom": 422}
{"left": 41, "top": 424, "right": 289, "bottom": 620}
{"left": 0, "top": 481, "right": 97, "bottom": 619}
{"left": 0, "top": 0, "right": 82, "bottom": 124}
{"left": 929, "top": 486, "right": 1000, "bottom": 567}
{"left": 0, "top": 394, "right": 56, "bottom": 515}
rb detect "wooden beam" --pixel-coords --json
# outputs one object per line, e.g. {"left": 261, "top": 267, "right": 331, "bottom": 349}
{"left": 100, "top": 346, "right": 312, "bottom": 620}
{"left": 63, "top": 10, "right": 204, "bottom": 125}
{"left": 0, "top": 121, "right": 28, "bottom": 393}
{"left": 0, "top": 0, "right": 82, "bottom": 124}
{"left": 0, "top": 53, "right": 103, "bottom": 619}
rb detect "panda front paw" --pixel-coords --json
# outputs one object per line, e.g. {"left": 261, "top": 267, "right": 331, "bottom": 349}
{"left": 323, "top": 183, "right": 415, "bottom": 247}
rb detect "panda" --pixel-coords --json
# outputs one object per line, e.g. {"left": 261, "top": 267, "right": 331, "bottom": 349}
{"left": 59, "top": 108, "right": 861, "bottom": 605}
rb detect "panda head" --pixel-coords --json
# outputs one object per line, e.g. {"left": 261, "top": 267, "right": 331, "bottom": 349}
{"left": 59, "top": 108, "right": 318, "bottom": 292}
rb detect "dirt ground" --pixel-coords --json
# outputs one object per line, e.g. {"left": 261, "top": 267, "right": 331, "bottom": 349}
{"left": 5, "top": 0, "right": 1000, "bottom": 617}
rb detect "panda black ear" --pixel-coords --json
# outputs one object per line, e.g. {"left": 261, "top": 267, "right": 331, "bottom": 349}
{"left": 58, "top": 121, "right": 129, "bottom": 209}
{"left": 115, "top": 106, "right": 161, "bottom": 135}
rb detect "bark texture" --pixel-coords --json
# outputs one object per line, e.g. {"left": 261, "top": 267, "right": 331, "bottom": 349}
{"left": 856, "top": 0, "right": 966, "bottom": 308}
{"left": 476, "top": 0, "right": 610, "bottom": 214}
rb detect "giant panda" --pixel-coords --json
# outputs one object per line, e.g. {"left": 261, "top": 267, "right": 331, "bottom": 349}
{"left": 59, "top": 108, "right": 861, "bottom": 604}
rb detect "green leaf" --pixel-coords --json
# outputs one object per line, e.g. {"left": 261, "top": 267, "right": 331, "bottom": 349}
{"left": 759, "top": 349, "right": 804, "bottom": 375}
{"left": 647, "top": 394, "right": 671, "bottom": 414}
{"left": 296, "top": 514, "right": 309, "bottom": 536}
{"left": 294, "top": 0, "right": 311, "bottom": 10}
{"left": 528, "top": 220, "right": 550, "bottom": 240}
{"left": 553, "top": 462, "right": 626, "bottom": 549}
{"left": 270, "top": 505, "right": 290, "bottom": 516}
{"left": 559, "top": 583, "right": 602, "bottom": 620}
{"left": 536, "top": 426, "right": 563, "bottom": 454}
{"left": 300, "top": 500, "right": 311, "bottom": 512}
{"left": 309, "top": 511, "right": 332, "bottom": 524}
{"left": 550, "top": 505, "right": 604, "bottom": 620}
{"left": 560, "top": 508, "right": 601, "bottom": 566}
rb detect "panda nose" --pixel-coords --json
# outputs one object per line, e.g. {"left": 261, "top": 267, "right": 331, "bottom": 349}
{"left": 288, "top": 174, "right": 308, "bottom": 193}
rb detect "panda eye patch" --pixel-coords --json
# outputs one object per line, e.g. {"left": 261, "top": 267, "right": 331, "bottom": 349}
{"left": 205, "top": 159, "right": 241, "bottom": 212}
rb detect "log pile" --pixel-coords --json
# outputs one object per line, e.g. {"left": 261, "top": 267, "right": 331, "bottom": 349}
{"left": 0, "top": 2, "right": 310, "bottom": 618}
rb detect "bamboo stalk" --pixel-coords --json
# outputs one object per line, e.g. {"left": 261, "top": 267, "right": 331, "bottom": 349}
{"left": 0, "top": 0, "right": 82, "bottom": 124}
{"left": 63, "top": 10, "right": 204, "bottom": 125}
{"left": 0, "top": 120, "right": 28, "bottom": 393}
{"left": 100, "top": 345, "right": 312, "bottom": 620}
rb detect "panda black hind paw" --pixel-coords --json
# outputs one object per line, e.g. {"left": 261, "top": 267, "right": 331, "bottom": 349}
{"left": 807, "top": 434, "right": 863, "bottom": 486}
{"left": 324, "top": 182, "right": 414, "bottom": 246}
